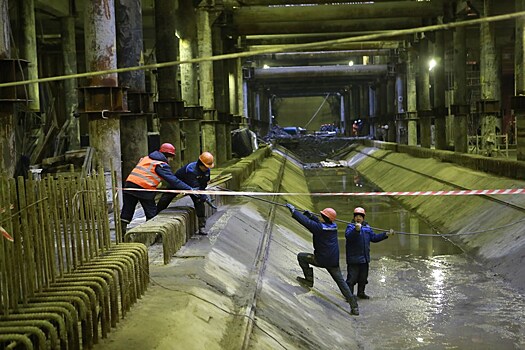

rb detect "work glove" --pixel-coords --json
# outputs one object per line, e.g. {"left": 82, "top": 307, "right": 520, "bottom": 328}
{"left": 285, "top": 203, "right": 295, "bottom": 214}
{"left": 387, "top": 228, "right": 395, "bottom": 236}
{"left": 303, "top": 210, "right": 313, "bottom": 218}
{"left": 355, "top": 223, "right": 362, "bottom": 232}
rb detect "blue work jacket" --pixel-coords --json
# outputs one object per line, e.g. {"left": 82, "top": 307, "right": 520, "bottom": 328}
{"left": 345, "top": 221, "right": 387, "bottom": 264}
{"left": 292, "top": 210, "right": 340, "bottom": 268}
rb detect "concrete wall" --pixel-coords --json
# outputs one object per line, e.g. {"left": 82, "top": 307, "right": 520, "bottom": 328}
{"left": 348, "top": 145, "right": 525, "bottom": 291}
{"left": 362, "top": 140, "right": 525, "bottom": 181}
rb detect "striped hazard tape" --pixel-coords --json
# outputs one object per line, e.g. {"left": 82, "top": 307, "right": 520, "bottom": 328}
{"left": 121, "top": 188, "right": 525, "bottom": 196}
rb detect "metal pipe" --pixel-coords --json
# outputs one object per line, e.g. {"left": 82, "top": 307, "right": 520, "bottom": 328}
{"left": 253, "top": 64, "right": 388, "bottom": 79}
{"left": 233, "top": 1, "right": 442, "bottom": 25}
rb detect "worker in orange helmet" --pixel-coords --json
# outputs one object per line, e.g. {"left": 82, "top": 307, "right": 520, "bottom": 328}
{"left": 345, "top": 206, "right": 395, "bottom": 299}
{"left": 120, "top": 143, "right": 193, "bottom": 234}
{"left": 285, "top": 203, "right": 359, "bottom": 316}
{"left": 157, "top": 151, "right": 215, "bottom": 235}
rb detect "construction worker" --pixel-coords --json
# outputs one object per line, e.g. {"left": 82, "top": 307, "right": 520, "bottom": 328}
{"left": 120, "top": 143, "right": 193, "bottom": 234}
{"left": 156, "top": 151, "right": 215, "bottom": 235}
{"left": 285, "top": 203, "right": 359, "bottom": 316}
{"left": 345, "top": 206, "right": 394, "bottom": 299}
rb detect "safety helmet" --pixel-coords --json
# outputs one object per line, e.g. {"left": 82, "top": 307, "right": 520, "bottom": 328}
{"left": 159, "top": 143, "right": 176, "bottom": 156}
{"left": 320, "top": 208, "right": 337, "bottom": 222}
{"left": 199, "top": 151, "right": 215, "bottom": 168}
{"left": 353, "top": 207, "right": 366, "bottom": 216}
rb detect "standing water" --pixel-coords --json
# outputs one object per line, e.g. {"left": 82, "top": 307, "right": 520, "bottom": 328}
{"left": 307, "top": 166, "right": 524, "bottom": 349}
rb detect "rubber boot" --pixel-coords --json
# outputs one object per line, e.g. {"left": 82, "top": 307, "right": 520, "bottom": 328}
{"left": 120, "top": 220, "right": 128, "bottom": 236}
{"left": 357, "top": 284, "right": 370, "bottom": 299}
{"left": 349, "top": 296, "right": 360, "bottom": 316}
{"left": 198, "top": 217, "right": 207, "bottom": 235}
{"left": 297, "top": 267, "right": 314, "bottom": 287}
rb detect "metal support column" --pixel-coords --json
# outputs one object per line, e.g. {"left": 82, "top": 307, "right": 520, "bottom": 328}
{"left": 61, "top": 16, "right": 80, "bottom": 150}
{"left": 198, "top": 6, "right": 217, "bottom": 158}
{"left": 515, "top": 0, "right": 525, "bottom": 160}
{"left": 452, "top": 26, "right": 469, "bottom": 153}
{"left": 418, "top": 39, "right": 432, "bottom": 148}
{"left": 19, "top": 0, "right": 39, "bottom": 111}
{"left": 433, "top": 30, "right": 448, "bottom": 150}
{"left": 82, "top": 0, "right": 126, "bottom": 191}
{"left": 117, "top": 0, "right": 151, "bottom": 179}
{"left": 407, "top": 47, "right": 418, "bottom": 146}
{"left": 479, "top": 0, "right": 501, "bottom": 157}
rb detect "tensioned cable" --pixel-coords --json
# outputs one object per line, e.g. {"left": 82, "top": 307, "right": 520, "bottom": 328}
{"left": 206, "top": 187, "right": 525, "bottom": 237}
{"left": 1, "top": 11, "right": 525, "bottom": 88}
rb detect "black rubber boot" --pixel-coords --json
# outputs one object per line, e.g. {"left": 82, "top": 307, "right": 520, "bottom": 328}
{"left": 357, "top": 284, "right": 370, "bottom": 299}
{"left": 297, "top": 267, "right": 314, "bottom": 287}
{"left": 296, "top": 276, "right": 314, "bottom": 288}
{"left": 120, "top": 220, "right": 128, "bottom": 236}
{"left": 197, "top": 217, "right": 207, "bottom": 235}
{"left": 349, "top": 296, "right": 360, "bottom": 316}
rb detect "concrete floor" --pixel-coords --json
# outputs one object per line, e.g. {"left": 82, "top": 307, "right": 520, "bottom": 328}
{"left": 94, "top": 151, "right": 525, "bottom": 349}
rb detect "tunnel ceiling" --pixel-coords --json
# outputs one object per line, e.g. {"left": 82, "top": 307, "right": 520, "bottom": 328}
{"left": 29, "top": 0, "right": 517, "bottom": 98}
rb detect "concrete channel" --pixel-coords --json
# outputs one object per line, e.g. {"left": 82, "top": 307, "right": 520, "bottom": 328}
{"left": 94, "top": 145, "right": 525, "bottom": 350}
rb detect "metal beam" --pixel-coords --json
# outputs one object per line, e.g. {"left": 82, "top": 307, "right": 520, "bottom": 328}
{"left": 233, "top": 1, "right": 442, "bottom": 25}
{"left": 244, "top": 31, "right": 397, "bottom": 45}
{"left": 235, "top": 17, "right": 423, "bottom": 35}
{"left": 231, "top": 0, "right": 417, "bottom": 4}
{"left": 252, "top": 64, "right": 388, "bottom": 79}
{"left": 247, "top": 41, "right": 402, "bottom": 51}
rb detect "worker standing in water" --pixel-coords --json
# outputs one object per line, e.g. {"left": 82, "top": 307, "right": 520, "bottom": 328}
{"left": 345, "top": 206, "right": 394, "bottom": 299}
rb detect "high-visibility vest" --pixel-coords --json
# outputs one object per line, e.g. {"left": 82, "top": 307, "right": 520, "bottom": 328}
{"left": 126, "top": 156, "right": 165, "bottom": 189}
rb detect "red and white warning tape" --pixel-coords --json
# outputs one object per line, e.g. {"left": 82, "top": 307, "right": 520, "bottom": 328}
{"left": 120, "top": 188, "right": 525, "bottom": 197}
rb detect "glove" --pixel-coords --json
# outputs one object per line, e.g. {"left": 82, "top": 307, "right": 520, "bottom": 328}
{"left": 355, "top": 223, "right": 362, "bottom": 231}
{"left": 388, "top": 228, "right": 395, "bottom": 236}
{"left": 303, "top": 210, "right": 313, "bottom": 218}
{"left": 285, "top": 203, "right": 295, "bottom": 214}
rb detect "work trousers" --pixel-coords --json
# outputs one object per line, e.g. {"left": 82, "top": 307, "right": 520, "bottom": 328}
{"left": 121, "top": 191, "right": 158, "bottom": 223}
{"left": 297, "top": 252, "right": 355, "bottom": 302}
{"left": 346, "top": 263, "right": 369, "bottom": 292}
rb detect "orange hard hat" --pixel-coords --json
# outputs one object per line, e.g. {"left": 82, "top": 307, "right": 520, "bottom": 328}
{"left": 199, "top": 151, "right": 215, "bottom": 168}
{"left": 159, "top": 143, "right": 176, "bottom": 156}
{"left": 320, "top": 208, "right": 337, "bottom": 222}
{"left": 353, "top": 207, "right": 366, "bottom": 216}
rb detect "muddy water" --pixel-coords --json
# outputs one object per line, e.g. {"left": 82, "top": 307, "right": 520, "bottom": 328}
{"left": 306, "top": 167, "right": 525, "bottom": 349}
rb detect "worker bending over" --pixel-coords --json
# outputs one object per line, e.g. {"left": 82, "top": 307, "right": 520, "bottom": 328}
{"left": 157, "top": 151, "right": 215, "bottom": 235}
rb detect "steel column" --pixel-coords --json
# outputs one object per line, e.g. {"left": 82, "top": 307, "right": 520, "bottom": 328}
{"left": 116, "top": 0, "right": 149, "bottom": 180}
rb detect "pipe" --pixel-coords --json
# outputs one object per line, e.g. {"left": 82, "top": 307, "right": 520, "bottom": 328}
{"left": 233, "top": 1, "right": 442, "bottom": 25}
{"left": 252, "top": 64, "right": 388, "bottom": 79}
{"left": 254, "top": 49, "right": 392, "bottom": 63}
{"left": 236, "top": 17, "right": 424, "bottom": 36}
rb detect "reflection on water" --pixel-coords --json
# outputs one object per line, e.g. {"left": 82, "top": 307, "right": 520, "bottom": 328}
{"left": 306, "top": 167, "right": 463, "bottom": 257}
{"left": 305, "top": 167, "right": 524, "bottom": 349}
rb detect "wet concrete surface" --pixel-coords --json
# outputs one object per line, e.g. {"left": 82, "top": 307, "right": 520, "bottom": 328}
{"left": 307, "top": 167, "right": 525, "bottom": 349}
{"left": 98, "top": 155, "right": 524, "bottom": 349}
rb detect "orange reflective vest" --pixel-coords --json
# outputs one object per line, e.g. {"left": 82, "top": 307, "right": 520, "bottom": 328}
{"left": 126, "top": 156, "right": 165, "bottom": 189}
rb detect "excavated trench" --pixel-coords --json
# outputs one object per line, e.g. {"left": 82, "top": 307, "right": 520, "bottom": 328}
{"left": 93, "top": 143, "right": 524, "bottom": 350}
